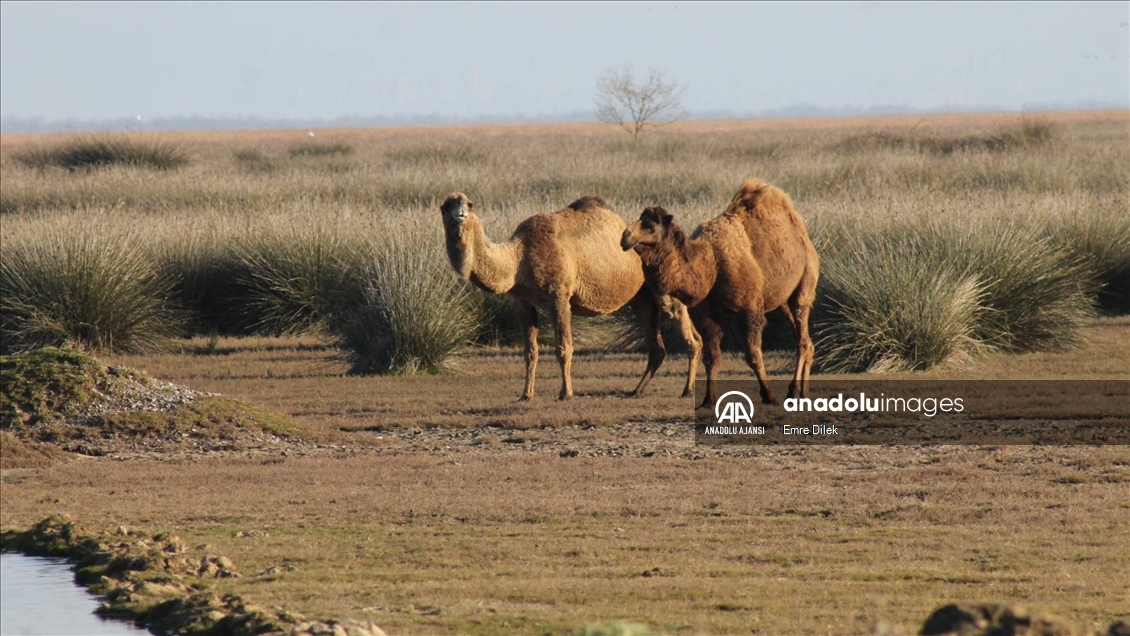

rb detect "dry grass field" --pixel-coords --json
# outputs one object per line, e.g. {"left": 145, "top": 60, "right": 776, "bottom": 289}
{"left": 2, "top": 111, "right": 1129, "bottom": 635}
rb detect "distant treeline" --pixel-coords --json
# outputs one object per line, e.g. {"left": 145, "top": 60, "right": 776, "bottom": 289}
{"left": 3, "top": 101, "right": 1126, "bottom": 134}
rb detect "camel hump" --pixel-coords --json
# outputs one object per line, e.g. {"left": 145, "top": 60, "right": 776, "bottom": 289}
{"left": 566, "top": 195, "right": 610, "bottom": 212}
{"left": 723, "top": 179, "right": 794, "bottom": 218}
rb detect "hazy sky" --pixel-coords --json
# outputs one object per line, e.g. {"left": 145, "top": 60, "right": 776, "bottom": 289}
{"left": 1, "top": 1, "right": 1127, "bottom": 122}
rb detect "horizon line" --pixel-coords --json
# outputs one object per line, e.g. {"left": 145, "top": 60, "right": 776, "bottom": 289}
{"left": 3, "top": 101, "right": 1128, "bottom": 135}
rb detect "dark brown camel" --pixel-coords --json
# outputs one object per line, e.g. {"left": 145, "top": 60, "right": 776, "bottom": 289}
{"left": 620, "top": 179, "right": 820, "bottom": 408}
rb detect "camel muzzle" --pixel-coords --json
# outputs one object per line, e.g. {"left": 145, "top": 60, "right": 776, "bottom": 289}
{"left": 620, "top": 230, "right": 638, "bottom": 251}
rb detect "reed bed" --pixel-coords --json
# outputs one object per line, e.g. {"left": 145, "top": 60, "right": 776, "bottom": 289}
{"left": 1, "top": 112, "right": 1126, "bottom": 371}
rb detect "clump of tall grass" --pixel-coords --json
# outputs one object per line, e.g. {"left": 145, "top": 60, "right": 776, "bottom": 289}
{"left": 154, "top": 232, "right": 254, "bottom": 335}
{"left": 815, "top": 218, "right": 1096, "bottom": 372}
{"left": 288, "top": 141, "right": 354, "bottom": 158}
{"left": 336, "top": 232, "right": 477, "bottom": 374}
{"left": 1044, "top": 202, "right": 1130, "bottom": 314}
{"left": 232, "top": 147, "right": 279, "bottom": 175}
{"left": 832, "top": 117, "right": 1057, "bottom": 156}
{"left": 235, "top": 226, "right": 366, "bottom": 336}
{"left": 0, "top": 230, "right": 179, "bottom": 354}
{"left": 948, "top": 224, "right": 1096, "bottom": 350}
{"left": 12, "top": 136, "right": 189, "bottom": 170}
{"left": 817, "top": 241, "right": 989, "bottom": 372}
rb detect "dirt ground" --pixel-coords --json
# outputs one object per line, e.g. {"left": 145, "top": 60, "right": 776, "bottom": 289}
{"left": 2, "top": 318, "right": 1129, "bottom": 635}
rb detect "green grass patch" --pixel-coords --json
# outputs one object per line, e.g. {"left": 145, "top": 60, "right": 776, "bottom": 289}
{"left": 0, "top": 347, "right": 106, "bottom": 427}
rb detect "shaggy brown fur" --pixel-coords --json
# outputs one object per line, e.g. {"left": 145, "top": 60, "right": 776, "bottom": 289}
{"left": 441, "top": 193, "right": 702, "bottom": 400}
{"left": 621, "top": 180, "right": 820, "bottom": 407}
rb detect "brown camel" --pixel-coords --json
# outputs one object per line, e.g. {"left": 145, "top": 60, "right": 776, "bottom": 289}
{"left": 440, "top": 193, "right": 702, "bottom": 400}
{"left": 620, "top": 179, "right": 820, "bottom": 408}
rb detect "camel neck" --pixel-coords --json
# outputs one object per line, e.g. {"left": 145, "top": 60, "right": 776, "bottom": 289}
{"left": 447, "top": 215, "right": 520, "bottom": 294}
{"left": 640, "top": 239, "right": 716, "bottom": 306}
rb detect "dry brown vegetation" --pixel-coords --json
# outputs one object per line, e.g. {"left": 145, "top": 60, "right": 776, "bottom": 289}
{"left": 2, "top": 110, "right": 1127, "bottom": 373}
{"left": 2, "top": 112, "right": 1129, "bottom": 635}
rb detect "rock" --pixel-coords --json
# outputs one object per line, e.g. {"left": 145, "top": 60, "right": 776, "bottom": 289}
{"left": 920, "top": 603, "right": 1083, "bottom": 636}
{"left": 135, "top": 581, "right": 183, "bottom": 597}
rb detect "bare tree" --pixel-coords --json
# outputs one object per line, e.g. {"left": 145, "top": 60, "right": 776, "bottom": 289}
{"left": 594, "top": 66, "right": 687, "bottom": 141}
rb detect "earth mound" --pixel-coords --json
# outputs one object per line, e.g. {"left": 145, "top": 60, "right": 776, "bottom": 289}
{"left": 1, "top": 347, "right": 297, "bottom": 466}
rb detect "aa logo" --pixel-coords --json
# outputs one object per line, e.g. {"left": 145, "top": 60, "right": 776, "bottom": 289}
{"left": 715, "top": 390, "right": 755, "bottom": 424}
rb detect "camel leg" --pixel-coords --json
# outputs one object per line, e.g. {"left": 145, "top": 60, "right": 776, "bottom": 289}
{"left": 669, "top": 299, "right": 702, "bottom": 398}
{"left": 788, "top": 268, "right": 818, "bottom": 399}
{"left": 517, "top": 298, "right": 539, "bottom": 401}
{"left": 691, "top": 302, "right": 724, "bottom": 410}
{"left": 787, "top": 298, "right": 815, "bottom": 400}
{"left": 552, "top": 296, "right": 575, "bottom": 400}
{"left": 627, "top": 291, "right": 666, "bottom": 397}
{"left": 741, "top": 309, "right": 777, "bottom": 405}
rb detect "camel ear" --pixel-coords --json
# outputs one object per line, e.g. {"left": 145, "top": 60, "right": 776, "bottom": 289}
{"left": 467, "top": 200, "right": 473, "bottom": 211}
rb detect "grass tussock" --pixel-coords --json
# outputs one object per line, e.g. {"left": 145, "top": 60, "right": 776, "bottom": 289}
{"left": 1, "top": 229, "right": 179, "bottom": 354}
{"left": 155, "top": 231, "right": 252, "bottom": 335}
{"left": 232, "top": 147, "right": 279, "bottom": 175}
{"left": 12, "top": 135, "right": 189, "bottom": 171}
{"left": 833, "top": 117, "right": 1057, "bottom": 156}
{"left": 336, "top": 231, "right": 477, "bottom": 375}
{"left": 288, "top": 140, "right": 354, "bottom": 158}
{"left": 1044, "top": 201, "right": 1130, "bottom": 314}
{"left": 235, "top": 227, "right": 366, "bottom": 336}
{"left": 817, "top": 241, "right": 989, "bottom": 372}
{"left": 816, "top": 219, "right": 1097, "bottom": 372}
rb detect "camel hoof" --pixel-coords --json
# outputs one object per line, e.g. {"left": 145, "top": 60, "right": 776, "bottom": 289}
{"left": 557, "top": 393, "right": 573, "bottom": 401}
{"left": 518, "top": 395, "right": 534, "bottom": 402}
{"left": 681, "top": 389, "right": 694, "bottom": 398}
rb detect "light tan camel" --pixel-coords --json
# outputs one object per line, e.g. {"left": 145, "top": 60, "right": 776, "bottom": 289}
{"left": 441, "top": 193, "right": 702, "bottom": 400}
{"left": 620, "top": 179, "right": 819, "bottom": 408}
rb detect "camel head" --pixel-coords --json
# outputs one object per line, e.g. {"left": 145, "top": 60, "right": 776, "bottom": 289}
{"left": 440, "top": 192, "right": 479, "bottom": 279}
{"left": 441, "top": 192, "right": 474, "bottom": 233}
{"left": 622, "top": 206, "right": 679, "bottom": 252}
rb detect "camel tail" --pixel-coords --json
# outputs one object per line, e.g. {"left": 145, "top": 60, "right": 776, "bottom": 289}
{"left": 723, "top": 179, "right": 795, "bottom": 219}
{"left": 566, "top": 195, "right": 611, "bottom": 212}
